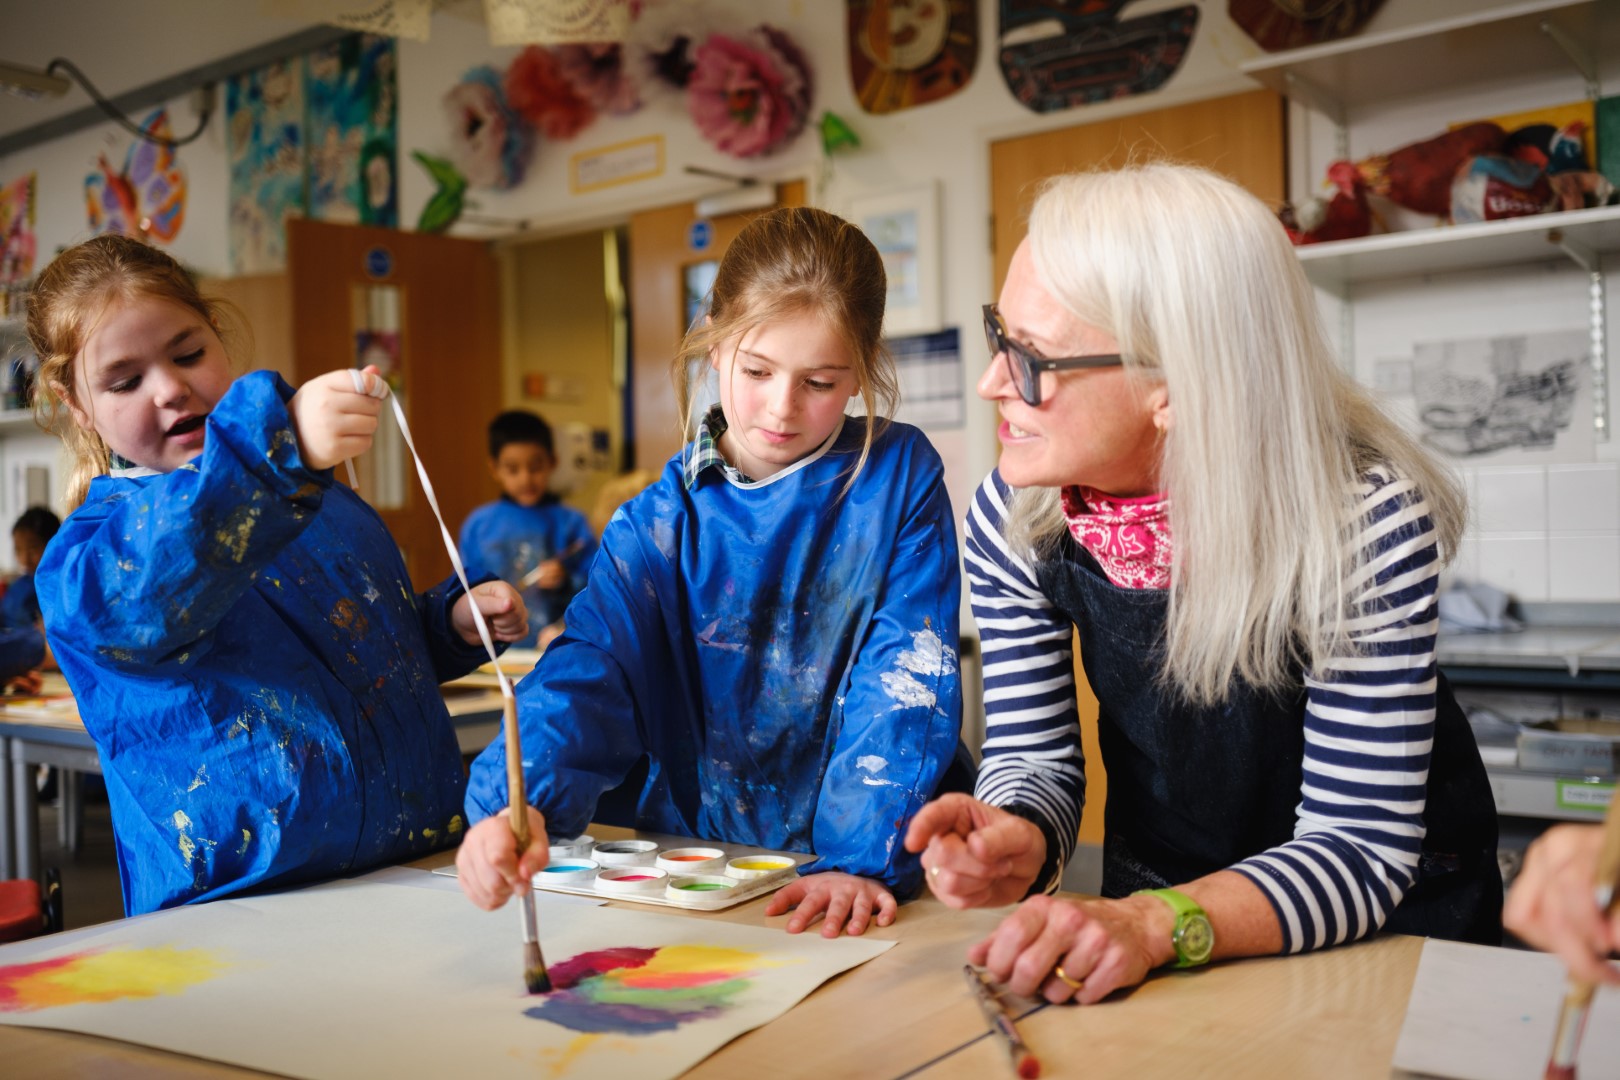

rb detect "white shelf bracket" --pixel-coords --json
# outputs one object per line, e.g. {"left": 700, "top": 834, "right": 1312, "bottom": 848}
{"left": 1539, "top": 18, "right": 1601, "bottom": 100}
{"left": 1554, "top": 229, "right": 1609, "bottom": 442}
{"left": 1282, "top": 71, "right": 1347, "bottom": 158}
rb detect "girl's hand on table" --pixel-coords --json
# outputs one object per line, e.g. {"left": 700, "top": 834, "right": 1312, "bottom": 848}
{"left": 455, "top": 807, "right": 549, "bottom": 910}
{"left": 453, "top": 581, "right": 528, "bottom": 645}
{"left": 904, "top": 793, "right": 1045, "bottom": 908}
{"left": 970, "top": 893, "right": 1166, "bottom": 1005}
{"left": 765, "top": 871, "right": 896, "bottom": 937}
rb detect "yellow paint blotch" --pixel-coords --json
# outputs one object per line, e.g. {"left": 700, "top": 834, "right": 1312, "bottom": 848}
{"left": 237, "top": 829, "right": 251, "bottom": 856}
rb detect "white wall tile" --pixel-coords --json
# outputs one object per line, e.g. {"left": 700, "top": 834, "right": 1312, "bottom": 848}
{"left": 1548, "top": 464, "right": 1620, "bottom": 533}
{"left": 1477, "top": 536, "right": 1549, "bottom": 602}
{"left": 1474, "top": 468, "right": 1548, "bottom": 535}
{"left": 1453, "top": 536, "right": 1481, "bottom": 585}
{"left": 1548, "top": 535, "right": 1620, "bottom": 601}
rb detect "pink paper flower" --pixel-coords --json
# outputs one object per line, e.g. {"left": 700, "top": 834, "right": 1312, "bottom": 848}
{"left": 553, "top": 43, "right": 642, "bottom": 117}
{"left": 443, "top": 67, "right": 532, "bottom": 190}
{"left": 504, "top": 46, "right": 597, "bottom": 141}
{"left": 687, "top": 28, "right": 813, "bottom": 159}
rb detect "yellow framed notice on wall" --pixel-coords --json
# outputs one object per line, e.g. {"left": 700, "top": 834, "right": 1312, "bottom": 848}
{"left": 569, "top": 135, "right": 665, "bottom": 195}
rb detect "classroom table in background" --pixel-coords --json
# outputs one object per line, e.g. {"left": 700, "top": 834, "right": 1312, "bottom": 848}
{"left": 0, "top": 823, "right": 1429, "bottom": 1079}
{"left": 0, "top": 674, "right": 514, "bottom": 883}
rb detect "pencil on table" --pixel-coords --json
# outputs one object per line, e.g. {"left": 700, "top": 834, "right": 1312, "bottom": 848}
{"left": 503, "top": 693, "right": 550, "bottom": 994}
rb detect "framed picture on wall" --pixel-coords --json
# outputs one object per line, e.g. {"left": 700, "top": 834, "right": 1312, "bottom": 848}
{"left": 850, "top": 182, "right": 941, "bottom": 337}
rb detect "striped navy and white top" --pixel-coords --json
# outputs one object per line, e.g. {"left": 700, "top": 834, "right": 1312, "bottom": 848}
{"left": 968, "top": 466, "right": 1442, "bottom": 954}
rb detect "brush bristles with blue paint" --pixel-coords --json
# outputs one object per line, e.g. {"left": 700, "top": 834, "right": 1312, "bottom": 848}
{"left": 503, "top": 695, "right": 551, "bottom": 994}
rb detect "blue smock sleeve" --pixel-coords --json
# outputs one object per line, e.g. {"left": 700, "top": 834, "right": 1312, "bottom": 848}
{"left": 42, "top": 372, "right": 330, "bottom": 669}
{"left": 463, "top": 512, "right": 656, "bottom": 836}
{"left": 0, "top": 626, "right": 45, "bottom": 680}
{"left": 811, "top": 447, "right": 962, "bottom": 896}
{"left": 416, "top": 572, "right": 501, "bottom": 683}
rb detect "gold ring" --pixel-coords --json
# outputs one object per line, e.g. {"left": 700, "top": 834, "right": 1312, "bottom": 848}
{"left": 1053, "top": 964, "right": 1084, "bottom": 991}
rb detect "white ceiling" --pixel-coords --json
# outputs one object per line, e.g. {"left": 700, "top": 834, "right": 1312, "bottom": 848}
{"left": 0, "top": 0, "right": 322, "bottom": 143}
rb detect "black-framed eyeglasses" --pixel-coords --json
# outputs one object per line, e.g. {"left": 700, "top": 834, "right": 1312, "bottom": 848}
{"left": 982, "top": 304, "right": 1123, "bottom": 407}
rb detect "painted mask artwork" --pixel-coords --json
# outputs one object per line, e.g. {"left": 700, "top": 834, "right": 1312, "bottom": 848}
{"left": 84, "top": 109, "right": 188, "bottom": 242}
{"left": 996, "top": 0, "right": 1199, "bottom": 113}
{"left": 847, "top": 0, "right": 978, "bottom": 115}
{"left": 1227, "top": 0, "right": 1387, "bottom": 52}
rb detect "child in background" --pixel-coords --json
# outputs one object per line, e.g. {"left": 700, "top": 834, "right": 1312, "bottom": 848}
{"left": 1, "top": 506, "right": 58, "bottom": 630}
{"left": 459, "top": 410, "right": 596, "bottom": 649}
{"left": 27, "top": 234, "right": 527, "bottom": 915}
{"left": 457, "top": 207, "right": 970, "bottom": 937}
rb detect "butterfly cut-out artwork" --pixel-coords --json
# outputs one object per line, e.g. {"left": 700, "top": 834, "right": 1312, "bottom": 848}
{"left": 85, "top": 110, "right": 188, "bottom": 242}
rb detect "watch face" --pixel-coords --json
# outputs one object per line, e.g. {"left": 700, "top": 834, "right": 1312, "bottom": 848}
{"left": 1176, "top": 914, "right": 1215, "bottom": 965}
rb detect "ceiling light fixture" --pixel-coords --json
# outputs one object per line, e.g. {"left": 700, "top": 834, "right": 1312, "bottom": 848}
{"left": 0, "top": 61, "right": 71, "bottom": 101}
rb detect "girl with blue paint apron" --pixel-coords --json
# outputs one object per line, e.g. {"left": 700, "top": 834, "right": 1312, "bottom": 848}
{"left": 28, "top": 235, "right": 528, "bottom": 915}
{"left": 907, "top": 164, "right": 1499, "bottom": 1003}
{"left": 459, "top": 207, "right": 971, "bottom": 937}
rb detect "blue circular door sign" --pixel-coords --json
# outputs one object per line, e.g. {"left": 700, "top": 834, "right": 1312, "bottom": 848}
{"left": 688, "top": 220, "right": 713, "bottom": 252}
{"left": 364, "top": 245, "right": 394, "bottom": 279}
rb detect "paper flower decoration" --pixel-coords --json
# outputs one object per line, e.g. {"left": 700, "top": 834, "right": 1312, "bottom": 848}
{"left": 687, "top": 26, "right": 813, "bottom": 158}
{"left": 505, "top": 46, "right": 597, "bottom": 140}
{"left": 443, "top": 67, "right": 532, "bottom": 190}
{"left": 553, "top": 43, "right": 641, "bottom": 116}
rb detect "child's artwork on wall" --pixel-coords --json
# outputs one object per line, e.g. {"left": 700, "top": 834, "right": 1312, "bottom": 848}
{"left": 306, "top": 34, "right": 399, "bottom": 229}
{"left": 847, "top": 0, "right": 978, "bottom": 116}
{"left": 228, "top": 34, "right": 399, "bottom": 273}
{"left": 0, "top": 174, "right": 36, "bottom": 310}
{"left": 0, "top": 873, "right": 891, "bottom": 1079}
{"left": 227, "top": 59, "right": 305, "bottom": 274}
{"left": 997, "top": 0, "right": 1198, "bottom": 113}
{"left": 1410, "top": 329, "right": 1594, "bottom": 465}
{"left": 84, "top": 110, "right": 188, "bottom": 244}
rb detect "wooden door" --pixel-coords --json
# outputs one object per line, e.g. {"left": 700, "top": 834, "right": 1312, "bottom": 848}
{"left": 627, "top": 180, "right": 806, "bottom": 470}
{"left": 988, "top": 89, "right": 1286, "bottom": 850}
{"left": 288, "top": 219, "right": 501, "bottom": 588}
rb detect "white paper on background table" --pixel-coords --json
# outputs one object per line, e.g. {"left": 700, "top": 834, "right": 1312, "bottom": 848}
{"left": 0, "top": 871, "right": 893, "bottom": 1079}
{"left": 1394, "top": 938, "right": 1620, "bottom": 1080}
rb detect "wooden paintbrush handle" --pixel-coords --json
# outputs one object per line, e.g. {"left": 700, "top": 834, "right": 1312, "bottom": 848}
{"left": 1594, "top": 791, "right": 1620, "bottom": 913}
{"left": 502, "top": 694, "right": 531, "bottom": 850}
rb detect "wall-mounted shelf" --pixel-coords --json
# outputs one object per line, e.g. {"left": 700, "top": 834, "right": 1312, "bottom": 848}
{"left": 1241, "top": 0, "right": 1607, "bottom": 118}
{"left": 1297, "top": 204, "right": 1620, "bottom": 292}
{"left": 0, "top": 409, "right": 39, "bottom": 432}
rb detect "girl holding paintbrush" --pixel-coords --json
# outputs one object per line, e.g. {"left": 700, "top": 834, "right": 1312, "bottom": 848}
{"left": 458, "top": 206, "right": 970, "bottom": 937}
{"left": 25, "top": 235, "right": 528, "bottom": 916}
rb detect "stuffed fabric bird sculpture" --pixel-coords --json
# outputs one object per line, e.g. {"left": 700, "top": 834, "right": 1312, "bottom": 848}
{"left": 1283, "top": 159, "right": 1377, "bottom": 244}
{"left": 1355, "top": 121, "right": 1507, "bottom": 216}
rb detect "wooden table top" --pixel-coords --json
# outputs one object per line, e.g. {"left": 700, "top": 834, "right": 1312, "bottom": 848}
{"left": 0, "top": 825, "right": 1426, "bottom": 1079}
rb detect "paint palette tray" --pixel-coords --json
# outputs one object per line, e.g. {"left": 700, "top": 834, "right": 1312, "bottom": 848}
{"left": 436, "top": 833, "right": 812, "bottom": 912}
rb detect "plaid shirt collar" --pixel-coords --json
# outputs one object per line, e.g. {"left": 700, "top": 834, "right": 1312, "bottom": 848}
{"left": 683, "top": 405, "right": 755, "bottom": 489}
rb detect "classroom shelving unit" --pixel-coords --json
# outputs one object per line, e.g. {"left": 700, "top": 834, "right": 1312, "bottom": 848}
{"left": 1243, "top": 0, "right": 1619, "bottom": 437}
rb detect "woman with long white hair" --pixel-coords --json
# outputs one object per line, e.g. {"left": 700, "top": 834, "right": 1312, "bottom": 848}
{"left": 906, "top": 162, "right": 1500, "bottom": 1003}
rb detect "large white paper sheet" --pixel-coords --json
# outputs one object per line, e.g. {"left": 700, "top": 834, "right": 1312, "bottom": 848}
{"left": 0, "top": 872, "right": 893, "bottom": 1079}
{"left": 1394, "top": 939, "right": 1620, "bottom": 1080}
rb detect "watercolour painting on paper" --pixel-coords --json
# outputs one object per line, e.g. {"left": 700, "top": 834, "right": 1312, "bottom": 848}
{"left": 0, "top": 874, "right": 891, "bottom": 1079}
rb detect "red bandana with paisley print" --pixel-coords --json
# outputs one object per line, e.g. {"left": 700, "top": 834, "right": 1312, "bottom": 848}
{"left": 1060, "top": 485, "right": 1172, "bottom": 590}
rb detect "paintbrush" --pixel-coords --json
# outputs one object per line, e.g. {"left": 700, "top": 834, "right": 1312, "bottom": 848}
{"left": 503, "top": 692, "right": 551, "bottom": 994}
{"left": 1542, "top": 792, "right": 1620, "bottom": 1080}
{"left": 518, "top": 539, "right": 587, "bottom": 590}
{"left": 964, "top": 965, "right": 1040, "bottom": 1079}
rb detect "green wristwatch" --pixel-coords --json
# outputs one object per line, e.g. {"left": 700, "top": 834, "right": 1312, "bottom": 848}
{"left": 1135, "top": 888, "right": 1214, "bottom": 969}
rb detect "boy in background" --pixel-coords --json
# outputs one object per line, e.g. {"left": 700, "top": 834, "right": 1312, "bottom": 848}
{"left": 460, "top": 411, "right": 596, "bottom": 649}
{"left": 3, "top": 507, "right": 59, "bottom": 631}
